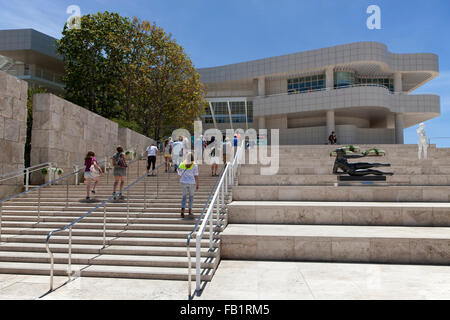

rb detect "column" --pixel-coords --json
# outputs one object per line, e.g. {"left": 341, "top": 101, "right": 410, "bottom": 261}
{"left": 258, "top": 77, "right": 266, "bottom": 97}
{"left": 395, "top": 113, "right": 404, "bottom": 144}
{"left": 394, "top": 72, "right": 403, "bottom": 94}
{"left": 326, "top": 110, "right": 335, "bottom": 136}
{"left": 326, "top": 67, "right": 334, "bottom": 90}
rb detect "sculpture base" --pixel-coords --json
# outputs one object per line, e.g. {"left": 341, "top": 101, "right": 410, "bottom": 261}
{"left": 338, "top": 176, "right": 387, "bottom": 182}
{"left": 336, "top": 175, "right": 388, "bottom": 187}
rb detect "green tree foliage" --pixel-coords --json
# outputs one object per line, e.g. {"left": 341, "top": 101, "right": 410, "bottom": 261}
{"left": 57, "top": 12, "right": 206, "bottom": 140}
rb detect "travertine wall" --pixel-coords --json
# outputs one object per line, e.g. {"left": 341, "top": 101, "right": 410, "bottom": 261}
{"left": 118, "top": 127, "right": 155, "bottom": 158}
{"left": 0, "top": 70, "right": 28, "bottom": 197}
{"left": 31, "top": 94, "right": 119, "bottom": 184}
{"left": 30, "top": 94, "right": 155, "bottom": 184}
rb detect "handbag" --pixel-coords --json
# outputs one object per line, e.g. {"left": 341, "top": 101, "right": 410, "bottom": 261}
{"left": 90, "top": 164, "right": 99, "bottom": 177}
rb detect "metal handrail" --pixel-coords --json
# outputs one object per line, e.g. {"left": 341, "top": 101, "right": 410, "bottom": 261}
{"left": 187, "top": 141, "right": 245, "bottom": 298}
{"left": 44, "top": 161, "right": 165, "bottom": 291}
{"left": 0, "top": 155, "right": 144, "bottom": 246}
{"left": 0, "top": 162, "right": 53, "bottom": 192}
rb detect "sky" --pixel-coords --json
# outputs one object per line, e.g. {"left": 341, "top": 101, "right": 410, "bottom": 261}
{"left": 0, "top": 0, "right": 449, "bottom": 146}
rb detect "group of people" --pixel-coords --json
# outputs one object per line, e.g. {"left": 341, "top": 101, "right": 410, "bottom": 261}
{"left": 83, "top": 134, "right": 241, "bottom": 218}
{"left": 83, "top": 146, "right": 130, "bottom": 202}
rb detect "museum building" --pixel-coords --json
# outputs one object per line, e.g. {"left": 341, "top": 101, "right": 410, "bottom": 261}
{"left": 197, "top": 42, "right": 440, "bottom": 145}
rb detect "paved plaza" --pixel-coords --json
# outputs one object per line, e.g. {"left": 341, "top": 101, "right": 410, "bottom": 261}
{"left": 0, "top": 260, "right": 449, "bottom": 300}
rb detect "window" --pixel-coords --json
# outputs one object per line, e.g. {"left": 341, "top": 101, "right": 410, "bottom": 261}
{"left": 334, "top": 72, "right": 356, "bottom": 88}
{"left": 288, "top": 74, "right": 325, "bottom": 94}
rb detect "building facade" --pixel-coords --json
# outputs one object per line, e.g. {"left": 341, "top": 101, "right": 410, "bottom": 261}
{"left": 0, "top": 29, "right": 64, "bottom": 94}
{"left": 198, "top": 42, "right": 440, "bottom": 145}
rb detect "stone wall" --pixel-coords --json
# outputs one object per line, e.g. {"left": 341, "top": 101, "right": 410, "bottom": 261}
{"left": 0, "top": 70, "right": 27, "bottom": 198}
{"left": 118, "top": 127, "right": 155, "bottom": 159}
{"left": 31, "top": 94, "right": 119, "bottom": 184}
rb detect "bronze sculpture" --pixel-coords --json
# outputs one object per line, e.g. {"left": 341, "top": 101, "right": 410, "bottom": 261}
{"left": 333, "top": 148, "right": 393, "bottom": 176}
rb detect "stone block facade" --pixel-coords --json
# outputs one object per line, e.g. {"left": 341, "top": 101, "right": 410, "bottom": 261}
{"left": 0, "top": 70, "right": 27, "bottom": 198}
{"left": 118, "top": 127, "right": 155, "bottom": 158}
{"left": 30, "top": 93, "right": 154, "bottom": 185}
{"left": 31, "top": 94, "right": 119, "bottom": 184}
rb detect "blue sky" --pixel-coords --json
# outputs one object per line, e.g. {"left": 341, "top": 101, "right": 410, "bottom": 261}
{"left": 0, "top": 0, "right": 449, "bottom": 146}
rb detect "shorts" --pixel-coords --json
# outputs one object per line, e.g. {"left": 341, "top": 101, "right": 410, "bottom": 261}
{"left": 114, "top": 167, "right": 127, "bottom": 177}
{"left": 211, "top": 157, "right": 220, "bottom": 165}
{"left": 84, "top": 171, "right": 97, "bottom": 179}
{"left": 164, "top": 154, "right": 172, "bottom": 158}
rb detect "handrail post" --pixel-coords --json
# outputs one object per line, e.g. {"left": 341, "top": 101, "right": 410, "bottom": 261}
{"left": 126, "top": 189, "right": 130, "bottom": 226}
{"left": 144, "top": 176, "right": 147, "bottom": 210}
{"left": 209, "top": 206, "right": 213, "bottom": 251}
{"left": 74, "top": 166, "right": 79, "bottom": 185}
{"left": 68, "top": 226, "right": 72, "bottom": 279}
{"left": 66, "top": 177, "right": 69, "bottom": 208}
{"left": 25, "top": 168, "right": 30, "bottom": 192}
{"left": 216, "top": 193, "right": 220, "bottom": 227}
{"left": 187, "top": 240, "right": 192, "bottom": 298}
{"left": 195, "top": 233, "right": 202, "bottom": 295}
{"left": 0, "top": 203, "right": 2, "bottom": 242}
{"left": 103, "top": 205, "right": 107, "bottom": 248}
{"left": 38, "top": 188, "right": 41, "bottom": 222}
{"left": 48, "top": 163, "right": 52, "bottom": 186}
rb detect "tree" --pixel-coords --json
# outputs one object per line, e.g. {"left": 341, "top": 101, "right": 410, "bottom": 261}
{"left": 57, "top": 12, "right": 133, "bottom": 119}
{"left": 130, "top": 19, "right": 207, "bottom": 140}
{"left": 57, "top": 12, "right": 206, "bottom": 140}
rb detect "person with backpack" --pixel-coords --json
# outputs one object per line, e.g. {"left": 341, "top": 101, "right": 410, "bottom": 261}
{"left": 84, "top": 151, "right": 103, "bottom": 201}
{"left": 112, "top": 146, "right": 128, "bottom": 200}
{"left": 178, "top": 153, "right": 199, "bottom": 218}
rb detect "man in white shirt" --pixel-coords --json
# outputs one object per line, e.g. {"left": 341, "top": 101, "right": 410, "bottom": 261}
{"left": 145, "top": 143, "right": 158, "bottom": 176}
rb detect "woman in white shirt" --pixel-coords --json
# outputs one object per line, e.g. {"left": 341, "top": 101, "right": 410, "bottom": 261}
{"left": 177, "top": 153, "right": 199, "bottom": 218}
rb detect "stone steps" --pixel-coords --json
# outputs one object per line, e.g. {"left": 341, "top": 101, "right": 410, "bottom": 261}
{"left": 0, "top": 262, "right": 213, "bottom": 281}
{"left": 232, "top": 185, "right": 450, "bottom": 202}
{"left": 221, "top": 224, "right": 450, "bottom": 265}
{"left": 239, "top": 166, "right": 450, "bottom": 175}
{"left": 0, "top": 164, "right": 227, "bottom": 282}
{"left": 227, "top": 201, "right": 450, "bottom": 227}
{"left": 238, "top": 175, "right": 450, "bottom": 186}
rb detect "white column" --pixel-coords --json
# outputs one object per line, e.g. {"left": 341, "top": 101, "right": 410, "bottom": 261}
{"left": 326, "top": 110, "right": 335, "bottom": 137}
{"left": 258, "top": 116, "right": 266, "bottom": 130}
{"left": 209, "top": 102, "right": 218, "bottom": 129}
{"left": 395, "top": 113, "right": 404, "bottom": 144}
{"left": 326, "top": 67, "right": 334, "bottom": 90}
{"left": 258, "top": 77, "right": 266, "bottom": 97}
{"left": 394, "top": 72, "right": 403, "bottom": 94}
{"left": 227, "top": 101, "right": 234, "bottom": 131}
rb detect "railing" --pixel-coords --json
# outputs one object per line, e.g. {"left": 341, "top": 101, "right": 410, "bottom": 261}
{"left": 0, "top": 155, "right": 144, "bottom": 245}
{"left": 44, "top": 161, "right": 165, "bottom": 291}
{"left": 0, "top": 162, "right": 53, "bottom": 192}
{"left": 186, "top": 141, "right": 245, "bottom": 298}
{"left": 257, "top": 83, "right": 400, "bottom": 100}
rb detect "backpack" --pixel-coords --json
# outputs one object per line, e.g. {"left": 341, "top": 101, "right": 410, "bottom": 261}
{"left": 114, "top": 153, "right": 128, "bottom": 168}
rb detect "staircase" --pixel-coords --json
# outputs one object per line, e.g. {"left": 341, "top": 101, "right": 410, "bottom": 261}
{"left": 222, "top": 145, "right": 450, "bottom": 265}
{"left": 0, "top": 159, "right": 226, "bottom": 282}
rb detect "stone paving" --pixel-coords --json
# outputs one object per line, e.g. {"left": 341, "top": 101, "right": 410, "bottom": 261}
{"left": 1, "top": 260, "right": 449, "bottom": 299}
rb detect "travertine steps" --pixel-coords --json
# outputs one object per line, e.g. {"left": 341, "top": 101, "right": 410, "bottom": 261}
{"left": 0, "top": 161, "right": 227, "bottom": 281}
{"left": 221, "top": 224, "right": 450, "bottom": 265}
{"left": 228, "top": 202, "right": 450, "bottom": 227}
{"left": 222, "top": 145, "right": 450, "bottom": 266}
{"left": 233, "top": 185, "right": 450, "bottom": 202}
{"left": 238, "top": 175, "right": 450, "bottom": 186}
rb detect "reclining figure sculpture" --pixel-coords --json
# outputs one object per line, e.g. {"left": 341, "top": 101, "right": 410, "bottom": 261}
{"left": 332, "top": 148, "right": 393, "bottom": 176}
